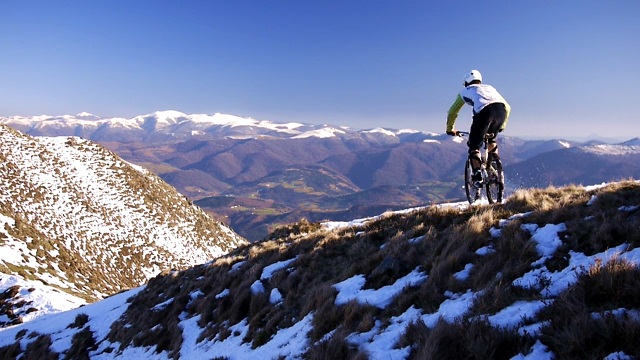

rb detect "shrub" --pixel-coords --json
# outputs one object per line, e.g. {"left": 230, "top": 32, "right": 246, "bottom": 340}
{"left": 305, "top": 328, "right": 368, "bottom": 360}
{"left": 64, "top": 328, "right": 97, "bottom": 360}
{"left": 23, "top": 334, "right": 58, "bottom": 360}
{"left": 68, "top": 313, "right": 90, "bottom": 329}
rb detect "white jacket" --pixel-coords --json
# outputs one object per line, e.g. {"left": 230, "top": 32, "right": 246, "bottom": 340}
{"left": 446, "top": 83, "right": 511, "bottom": 132}
{"left": 460, "top": 84, "right": 508, "bottom": 115}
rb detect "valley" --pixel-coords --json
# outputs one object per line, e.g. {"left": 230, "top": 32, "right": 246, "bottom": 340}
{"left": 2, "top": 111, "right": 639, "bottom": 240}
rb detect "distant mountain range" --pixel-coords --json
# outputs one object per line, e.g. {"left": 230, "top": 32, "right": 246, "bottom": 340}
{"left": 2, "top": 111, "right": 639, "bottom": 240}
{"left": 0, "top": 124, "right": 246, "bottom": 325}
{"left": 1, "top": 110, "right": 410, "bottom": 142}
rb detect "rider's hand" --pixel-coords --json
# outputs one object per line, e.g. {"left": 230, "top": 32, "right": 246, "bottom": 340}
{"left": 446, "top": 130, "right": 461, "bottom": 137}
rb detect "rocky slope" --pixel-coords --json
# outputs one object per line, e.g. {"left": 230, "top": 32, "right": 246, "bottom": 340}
{"left": 0, "top": 125, "right": 247, "bottom": 310}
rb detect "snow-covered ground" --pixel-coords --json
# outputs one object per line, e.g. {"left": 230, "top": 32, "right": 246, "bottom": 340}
{"left": 0, "top": 274, "right": 86, "bottom": 325}
{"left": 0, "top": 182, "right": 638, "bottom": 359}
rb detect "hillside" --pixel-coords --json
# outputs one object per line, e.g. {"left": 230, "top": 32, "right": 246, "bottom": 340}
{"left": 0, "top": 180, "right": 638, "bottom": 359}
{"left": 0, "top": 125, "right": 247, "bottom": 315}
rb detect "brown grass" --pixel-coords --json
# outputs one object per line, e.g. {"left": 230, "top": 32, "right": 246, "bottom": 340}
{"left": 11, "top": 180, "right": 634, "bottom": 359}
{"left": 64, "top": 328, "right": 97, "bottom": 360}
{"left": 537, "top": 255, "right": 640, "bottom": 358}
{"left": 67, "top": 313, "right": 90, "bottom": 329}
{"left": 305, "top": 328, "right": 368, "bottom": 360}
{"left": 0, "top": 342, "right": 21, "bottom": 360}
{"left": 22, "top": 333, "right": 58, "bottom": 360}
{"left": 407, "top": 318, "right": 534, "bottom": 360}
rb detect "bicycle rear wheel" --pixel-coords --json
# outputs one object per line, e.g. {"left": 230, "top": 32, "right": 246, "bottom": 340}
{"left": 464, "top": 159, "right": 481, "bottom": 204}
{"left": 485, "top": 158, "right": 504, "bottom": 204}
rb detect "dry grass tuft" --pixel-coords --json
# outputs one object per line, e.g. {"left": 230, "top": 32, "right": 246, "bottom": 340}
{"left": 589, "top": 181, "right": 640, "bottom": 210}
{"left": 475, "top": 225, "right": 536, "bottom": 281}
{"left": 342, "top": 301, "right": 377, "bottom": 333}
{"left": 562, "top": 182, "right": 640, "bottom": 255}
{"left": 22, "top": 333, "right": 58, "bottom": 360}
{"left": 310, "top": 297, "right": 345, "bottom": 342}
{"left": 67, "top": 313, "right": 90, "bottom": 329}
{"left": 65, "top": 327, "right": 97, "bottom": 360}
{"left": 305, "top": 328, "right": 368, "bottom": 360}
{"left": 0, "top": 342, "right": 21, "bottom": 360}
{"left": 267, "top": 218, "right": 322, "bottom": 240}
{"left": 506, "top": 185, "right": 590, "bottom": 225}
{"left": 409, "top": 318, "right": 533, "bottom": 359}
{"left": 538, "top": 256, "right": 640, "bottom": 358}
{"left": 507, "top": 184, "right": 586, "bottom": 211}
{"left": 301, "top": 284, "right": 337, "bottom": 316}
{"left": 574, "top": 256, "right": 640, "bottom": 312}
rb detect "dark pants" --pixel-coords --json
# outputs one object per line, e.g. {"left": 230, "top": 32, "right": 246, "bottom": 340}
{"left": 468, "top": 102, "right": 507, "bottom": 154}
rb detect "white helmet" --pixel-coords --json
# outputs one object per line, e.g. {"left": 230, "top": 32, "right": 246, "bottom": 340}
{"left": 463, "top": 70, "right": 482, "bottom": 85}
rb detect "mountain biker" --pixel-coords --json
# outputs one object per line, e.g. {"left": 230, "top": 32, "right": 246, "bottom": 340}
{"left": 446, "top": 70, "right": 511, "bottom": 186}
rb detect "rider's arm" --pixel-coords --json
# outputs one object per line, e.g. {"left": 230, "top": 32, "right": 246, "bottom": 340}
{"left": 446, "top": 94, "right": 465, "bottom": 132}
{"left": 499, "top": 101, "right": 511, "bottom": 131}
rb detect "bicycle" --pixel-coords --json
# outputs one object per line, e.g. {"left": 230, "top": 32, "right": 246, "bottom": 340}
{"left": 457, "top": 131, "right": 505, "bottom": 204}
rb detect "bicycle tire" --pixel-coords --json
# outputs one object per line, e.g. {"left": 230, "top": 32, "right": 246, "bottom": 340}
{"left": 464, "top": 159, "right": 480, "bottom": 204}
{"left": 485, "top": 158, "right": 504, "bottom": 204}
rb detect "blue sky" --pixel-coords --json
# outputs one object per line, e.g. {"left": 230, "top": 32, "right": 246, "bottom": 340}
{"left": 1, "top": 1, "right": 638, "bottom": 140}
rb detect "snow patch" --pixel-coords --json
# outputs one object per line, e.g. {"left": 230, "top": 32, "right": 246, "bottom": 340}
{"left": 334, "top": 268, "right": 427, "bottom": 308}
{"left": 292, "top": 127, "right": 345, "bottom": 139}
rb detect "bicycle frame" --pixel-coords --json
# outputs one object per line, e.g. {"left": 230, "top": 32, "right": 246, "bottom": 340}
{"left": 457, "top": 131, "right": 504, "bottom": 204}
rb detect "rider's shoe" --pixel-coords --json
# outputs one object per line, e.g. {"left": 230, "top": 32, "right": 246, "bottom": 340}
{"left": 472, "top": 170, "right": 483, "bottom": 188}
{"left": 475, "top": 190, "right": 482, "bottom": 201}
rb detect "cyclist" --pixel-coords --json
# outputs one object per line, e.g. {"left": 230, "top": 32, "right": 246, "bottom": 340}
{"left": 446, "top": 70, "right": 511, "bottom": 186}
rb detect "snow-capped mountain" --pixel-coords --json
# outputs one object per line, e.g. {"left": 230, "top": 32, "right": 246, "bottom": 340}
{"left": 0, "top": 125, "right": 247, "bottom": 321}
{"left": 0, "top": 111, "right": 438, "bottom": 143}
{"left": 3, "top": 110, "right": 635, "bottom": 152}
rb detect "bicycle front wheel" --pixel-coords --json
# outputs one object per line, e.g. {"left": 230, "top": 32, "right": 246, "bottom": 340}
{"left": 464, "top": 159, "right": 480, "bottom": 204}
{"left": 485, "top": 159, "right": 504, "bottom": 204}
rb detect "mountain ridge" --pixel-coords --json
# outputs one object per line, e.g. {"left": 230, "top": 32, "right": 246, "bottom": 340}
{"left": 8, "top": 110, "right": 632, "bottom": 144}
{"left": 0, "top": 125, "right": 247, "bottom": 311}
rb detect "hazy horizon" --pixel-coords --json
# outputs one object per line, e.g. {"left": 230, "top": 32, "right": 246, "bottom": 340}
{"left": 2, "top": 109, "right": 636, "bottom": 144}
